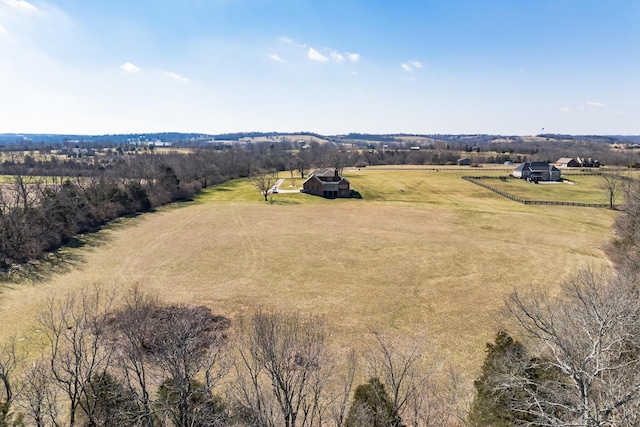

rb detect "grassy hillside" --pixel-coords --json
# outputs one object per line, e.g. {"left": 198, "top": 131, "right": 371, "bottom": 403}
{"left": 0, "top": 168, "right": 616, "bottom": 377}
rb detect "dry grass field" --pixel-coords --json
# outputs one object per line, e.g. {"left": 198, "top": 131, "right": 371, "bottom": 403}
{"left": 0, "top": 168, "right": 617, "bottom": 381}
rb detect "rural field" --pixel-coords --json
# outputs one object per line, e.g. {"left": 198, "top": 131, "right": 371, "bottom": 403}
{"left": 0, "top": 168, "right": 618, "bottom": 380}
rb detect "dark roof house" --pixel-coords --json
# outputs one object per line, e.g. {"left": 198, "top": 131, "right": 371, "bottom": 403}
{"left": 557, "top": 157, "right": 600, "bottom": 168}
{"left": 302, "top": 168, "right": 350, "bottom": 198}
{"left": 512, "top": 162, "right": 561, "bottom": 182}
{"left": 577, "top": 157, "right": 600, "bottom": 168}
{"left": 556, "top": 157, "right": 581, "bottom": 168}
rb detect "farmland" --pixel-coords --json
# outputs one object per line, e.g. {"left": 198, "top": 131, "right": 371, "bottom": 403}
{"left": 0, "top": 168, "right": 617, "bottom": 378}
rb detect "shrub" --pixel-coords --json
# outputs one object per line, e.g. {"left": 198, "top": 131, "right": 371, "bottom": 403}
{"left": 345, "top": 377, "right": 403, "bottom": 427}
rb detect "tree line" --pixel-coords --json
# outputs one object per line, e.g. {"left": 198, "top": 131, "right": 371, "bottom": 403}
{"left": 0, "top": 286, "right": 467, "bottom": 427}
{"left": 0, "top": 148, "right": 263, "bottom": 271}
{"left": 17, "top": 263, "right": 640, "bottom": 427}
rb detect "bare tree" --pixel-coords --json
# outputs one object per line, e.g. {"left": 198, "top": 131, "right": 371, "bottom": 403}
{"left": 108, "top": 287, "right": 159, "bottom": 427}
{"left": 106, "top": 288, "right": 231, "bottom": 427}
{"left": 137, "top": 304, "right": 230, "bottom": 427}
{"left": 39, "top": 286, "right": 118, "bottom": 426}
{"left": 253, "top": 170, "right": 277, "bottom": 202}
{"left": 0, "top": 337, "right": 19, "bottom": 407}
{"left": 295, "top": 152, "right": 312, "bottom": 179}
{"left": 502, "top": 268, "right": 640, "bottom": 426}
{"left": 328, "top": 350, "right": 358, "bottom": 427}
{"left": 18, "top": 359, "right": 61, "bottom": 427}
{"left": 230, "top": 310, "right": 331, "bottom": 427}
{"left": 601, "top": 172, "right": 624, "bottom": 209}
{"left": 610, "top": 177, "right": 640, "bottom": 269}
{"left": 229, "top": 328, "right": 278, "bottom": 427}
{"left": 6, "top": 166, "right": 45, "bottom": 212}
{"left": 0, "top": 336, "right": 24, "bottom": 426}
{"left": 326, "top": 149, "right": 348, "bottom": 176}
{"left": 365, "top": 331, "right": 436, "bottom": 426}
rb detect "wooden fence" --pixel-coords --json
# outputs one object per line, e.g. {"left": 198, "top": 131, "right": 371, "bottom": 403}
{"left": 461, "top": 176, "right": 610, "bottom": 208}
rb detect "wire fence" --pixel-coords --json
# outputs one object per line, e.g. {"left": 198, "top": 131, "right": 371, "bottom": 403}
{"left": 461, "top": 176, "right": 610, "bottom": 208}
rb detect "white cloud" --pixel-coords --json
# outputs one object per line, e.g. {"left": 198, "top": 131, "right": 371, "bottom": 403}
{"left": 163, "top": 71, "right": 188, "bottom": 82}
{"left": 402, "top": 60, "right": 423, "bottom": 72}
{"left": 328, "top": 49, "right": 360, "bottom": 63}
{"left": 268, "top": 53, "right": 284, "bottom": 63}
{"left": 346, "top": 53, "right": 360, "bottom": 63}
{"left": 559, "top": 106, "right": 571, "bottom": 112}
{"left": 3, "top": 0, "right": 38, "bottom": 11}
{"left": 280, "top": 37, "right": 359, "bottom": 65}
{"left": 330, "top": 50, "right": 344, "bottom": 62}
{"left": 120, "top": 62, "right": 140, "bottom": 73}
{"left": 278, "top": 37, "right": 360, "bottom": 63}
{"left": 586, "top": 101, "right": 605, "bottom": 108}
{"left": 0, "top": 24, "right": 6, "bottom": 34}
{"left": 308, "top": 47, "right": 328, "bottom": 63}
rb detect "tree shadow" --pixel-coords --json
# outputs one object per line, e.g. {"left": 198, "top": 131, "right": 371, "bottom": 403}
{"left": 0, "top": 191, "right": 212, "bottom": 288}
{"left": 0, "top": 228, "right": 112, "bottom": 286}
{"left": 269, "top": 199, "right": 302, "bottom": 205}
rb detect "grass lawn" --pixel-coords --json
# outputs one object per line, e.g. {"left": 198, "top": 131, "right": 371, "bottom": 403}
{"left": 482, "top": 175, "right": 610, "bottom": 204}
{"left": 0, "top": 168, "right": 617, "bottom": 381}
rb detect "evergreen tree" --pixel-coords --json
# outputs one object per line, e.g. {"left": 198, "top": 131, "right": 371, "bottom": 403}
{"left": 468, "top": 331, "right": 531, "bottom": 427}
{"left": 345, "top": 377, "right": 403, "bottom": 427}
{"left": 78, "top": 371, "right": 138, "bottom": 427}
{"left": 154, "top": 378, "right": 227, "bottom": 427}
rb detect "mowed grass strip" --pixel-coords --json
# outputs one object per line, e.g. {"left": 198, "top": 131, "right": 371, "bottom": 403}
{"left": 0, "top": 170, "right": 616, "bottom": 377}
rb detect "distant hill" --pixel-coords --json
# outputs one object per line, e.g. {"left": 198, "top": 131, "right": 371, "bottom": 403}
{"left": 1, "top": 132, "right": 639, "bottom": 148}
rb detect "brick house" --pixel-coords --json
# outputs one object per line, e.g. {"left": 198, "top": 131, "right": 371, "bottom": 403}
{"left": 302, "top": 168, "right": 350, "bottom": 198}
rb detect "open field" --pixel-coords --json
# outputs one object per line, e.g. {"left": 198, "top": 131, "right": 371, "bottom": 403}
{"left": 0, "top": 168, "right": 617, "bottom": 379}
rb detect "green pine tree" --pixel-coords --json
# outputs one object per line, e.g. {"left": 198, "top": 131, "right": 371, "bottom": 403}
{"left": 345, "top": 377, "right": 404, "bottom": 427}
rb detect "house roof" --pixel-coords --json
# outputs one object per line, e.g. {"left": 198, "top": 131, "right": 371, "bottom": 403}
{"left": 557, "top": 157, "right": 575, "bottom": 163}
{"left": 513, "top": 162, "right": 560, "bottom": 172}
{"left": 303, "top": 169, "right": 349, "bottom": 186}
{"left": 310, "top": 168, "right": 338, "bottom": 177}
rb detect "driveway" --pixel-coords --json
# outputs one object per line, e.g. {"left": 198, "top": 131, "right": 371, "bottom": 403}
{"left": 270, "top": 178, "right": 302, "bottom": 194}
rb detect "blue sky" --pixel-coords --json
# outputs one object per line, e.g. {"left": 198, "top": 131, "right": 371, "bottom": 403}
{"left": 1, "top": 0, "right": 638, "bottom": 135}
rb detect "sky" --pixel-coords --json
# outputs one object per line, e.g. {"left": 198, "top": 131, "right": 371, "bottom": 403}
{"left": 0, "top": 0, "right": 638, "bottom": 136}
